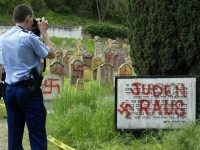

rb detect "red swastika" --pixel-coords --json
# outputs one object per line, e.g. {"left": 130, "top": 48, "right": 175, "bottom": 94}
{"left": 105, "top": 51, "right": 114, "bottom": 63}
{"left": 118, "top": 102, "right": 133, "bottom": 119}
{"left": 43, "top": 79, "right": 60, "bottom": 94}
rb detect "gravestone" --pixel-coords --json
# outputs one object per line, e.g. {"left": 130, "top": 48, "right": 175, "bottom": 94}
{"left": 111, "top": 40, "right": 126, "bottom": 58}
{"left": 61, "top": 40, "right": 68, "bottom": 51}
{"left": 42, "top": 74, "right": 63, "bottom": 100}
{"left": 62, "top": 52, "right": 70, "bottom": 77}
{"left": 113, "top": 54, "right": 119, "bottom": 72}
{"left": 118, "top": 63, "right": 134, "bottom": 76}
{"left": 125, "top": 56, "right": 133, "bottom": 65}
{"left": 98, "top": 62, "right": 114, "bottom": 84}
{"left": 70, "top": 60, "right": 84, "bottom": 85}
{"left": 55, "top": 51, "right": 63, "bottom": 63}
{"left": 105, "top": 50, "right": 115, "bottom": 66}
{"left": 75, "top": 50, "right": 82, "bottom": 61}
{"left": 50, "top": 62, "right": 64, "bottom": 76}
{"left": 107, "top": 39, "right": 113, "bottom": 48}
{"left": 109, "top": 40, "right": 120, "bottom": 51}
{"left": 69, "top": 55, "right": 76, "bottom": 65}
{"left": 115, "top": 37, "right": 124, "bottom": 49}
{"left": 100, "top": 53, "right": 105, "bottom": 62}
{"left": 82, "top": 51, "right": 93, "bottom": 67}
{"left": 93, "top": 68, "right": 98, "bottom": 80}
{"left": 92, "top": 57, "right": 102, "bottom": 70}
{"left": 94, "top": 36, "right": 103, "bottom": 57}
{"left": 83, "top": 66, "right": 92, "bottom": 81}
{"left": 76, "top": 78, "right": 84, "bottom": 91}
{"left": 50, "top": 62, "right": 64, "bottom": 83}
{"left": 115, "top": 56, "right": 125, "bottom": 72}
{"left": 122, "top": 43, "right": 130, "bottom": 58}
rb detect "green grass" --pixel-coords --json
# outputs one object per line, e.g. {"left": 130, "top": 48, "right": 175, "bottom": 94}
{"left": 41, "top": 11, "right": 97, "bottom": 27}
{"left": 0, "top": 10, "right": 98, "bottom": 27}
{"left": 0, "top": 9, "right": 122, "bottom": 28}
{"left": 47, "top": 79, "right": 200, "bottom": 150}
{"left": 50, "top": 36, "right": 95, "bottom": 54}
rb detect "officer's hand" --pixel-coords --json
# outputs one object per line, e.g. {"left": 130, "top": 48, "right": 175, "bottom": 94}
{"left": 38, "top": 17, "right": 48, "bottom": 33}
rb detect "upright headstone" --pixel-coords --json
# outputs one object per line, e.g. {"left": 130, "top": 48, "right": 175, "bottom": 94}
{"left": 118, "top": 63, "right": 134, "bottom": 76}
{"left": 50, "top": 62, "right": 64, "bottom": 83}
{"left": 125, "top": 56, "right": 133, "bottom": 65}
{"left": 107, "top": 39, "right": 113, "bottom": 48}
{"left": 98, "top": 62, "right": 114, "bottom": 84}
{"left": 94, "top": 36, "right": 103, "bottom": 57}
{"left": 92, "top": 57, "right": 102, "bottom": 70}
{"left": 50, "top": 62, "right": 64, "bottom": 77}
{"left": 62, "top": 52, "right": 70, "bottom": 77}
{"left": 109, "top": 40, "right": 120, "bottom": 51}
{"left": 61, "top": 40, "right": 68, "bottom": 52}
{"left": 111, "top": 40, "right": 126, "bottom": 58}
{"left": 105, "top": 50, "right": 115, "bottom": 66}
{"left": 113, "top": 54, "right": 119, "bottom": 72}
{"left": 76, "top": 78, "right": 84, "bottom": 91}
{"left": 55, "top": 51, "right": 63, "bottom": 63}
{"left": 115, "top": 37, "right": 124, "bottom": 49}
{"left": 93, "top": 68, "right": 98, "bottom": 80}
{"left": 122, "top": 43, "right": 130, "bottom": 58}
{"left": 75, "top": 50, "right": 82, "bottom": 61}
{"left": 70, "top": 60, "right": 84, "bottom": 85}
{"left": 115, "top": 56, "right": 125, "bottom": 72}
{"left": 42, "top": 74, "right": 63, "bottom": 100}
{"left": 82, "top": 51, "right": 93, "bottom": 67}
{"left": 100, "top": 53, "right": 105, "bottom": 62}
{"left": 69, "top": 55, "right": 75, "bottom": 65}
{"left": 83, "top": 66, "right": 92, "bottom": 81}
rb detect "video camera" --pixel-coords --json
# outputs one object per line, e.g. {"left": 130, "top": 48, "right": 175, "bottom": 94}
{"left": 32, "top": 18, "right": 42, "bottom": 36}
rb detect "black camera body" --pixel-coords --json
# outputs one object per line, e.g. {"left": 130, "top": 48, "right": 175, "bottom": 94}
{"left": 32, "top": 18, "right": 41, "bottom": 36}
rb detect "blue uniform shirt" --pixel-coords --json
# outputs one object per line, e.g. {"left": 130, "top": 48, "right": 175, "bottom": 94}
{"left": 0, "top": 26, "right": 49, "bottom": 84}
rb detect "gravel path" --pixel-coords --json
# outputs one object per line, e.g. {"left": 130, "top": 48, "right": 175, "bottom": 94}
{"left": 0, "top": 118, "right": 31, "bottom": 150}
{"left": 0, "top": 102, "right": 59, "bottom": 150}
{"left": 0, "top": 118, "right": 7, "bottom": 150}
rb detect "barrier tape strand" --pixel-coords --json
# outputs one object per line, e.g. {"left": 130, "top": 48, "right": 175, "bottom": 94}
{"left": 0, "top": 103, "right": 5, "bottom": 108}
{"left": 47, "top": 135, "right": 75, "bottom": 150}
{"left": 0, "top": 103, "right": 74, "bottom": 150}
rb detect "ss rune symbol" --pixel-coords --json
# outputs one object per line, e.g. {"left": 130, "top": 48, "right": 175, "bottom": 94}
{"left": 118, "top": 101, "right": 133, "bottom": 119}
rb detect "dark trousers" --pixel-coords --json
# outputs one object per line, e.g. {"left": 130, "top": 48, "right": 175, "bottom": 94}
{"left": 4, "top": 83, "right": 47, "bottom": 150}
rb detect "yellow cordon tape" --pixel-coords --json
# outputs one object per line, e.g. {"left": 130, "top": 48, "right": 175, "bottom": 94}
{"left": 0, "top": 103, "right": 5, "bottom": 108}
{"left": 48, "top": 135, "right": 75, "bottom": 150}
{"left": 0, "top": 103, "right": 74, "bottom": 150}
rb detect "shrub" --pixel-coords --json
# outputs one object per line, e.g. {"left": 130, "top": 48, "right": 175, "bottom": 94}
{"left": 84, "top": 22, "right": 129, "bottom": 39}
{"left": 127, "top": 0, "right": 200, "bottom": 113}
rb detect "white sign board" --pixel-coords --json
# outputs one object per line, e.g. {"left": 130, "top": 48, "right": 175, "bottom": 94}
{"left": 115, "top": 76, "right": 196, "bottom": 129}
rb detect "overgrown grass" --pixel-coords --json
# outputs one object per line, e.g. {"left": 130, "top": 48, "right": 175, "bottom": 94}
{"left": 0, "top": 10, "right": 97, "bottom": 27}
{"left": 41, "top": 11, "right": 97, "bottom": 27}
{"left": 50, "top": 36, "right": 95, "bottom": 53}
{"left": 47, "top": 79, "right": 200, "bottom": 150}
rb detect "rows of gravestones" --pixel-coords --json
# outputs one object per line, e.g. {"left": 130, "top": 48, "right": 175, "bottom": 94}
{"left": 42, "top": 36, "right": 136, "bottom": 100}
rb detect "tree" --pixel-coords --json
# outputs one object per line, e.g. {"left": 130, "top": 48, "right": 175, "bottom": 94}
{"left": 127, "top": 0, "right": 200, "bottom": 113}
{"left": 0, "top": 0, "right": 31, "bottom": 14}
{"left": 95, "top": 0, "right": 111, "bottom": 21}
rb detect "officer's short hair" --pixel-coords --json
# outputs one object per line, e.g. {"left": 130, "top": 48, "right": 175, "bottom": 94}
{"left": 13, "top": 4, "right": 33, "bottom": 23}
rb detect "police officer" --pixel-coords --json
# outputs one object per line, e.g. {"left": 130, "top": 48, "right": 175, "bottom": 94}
{"left": 0, "top": 4, "right": 55, "bottom": 150}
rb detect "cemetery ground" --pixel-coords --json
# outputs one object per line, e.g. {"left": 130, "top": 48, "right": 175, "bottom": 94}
{"left": 1, "top": 79, "right": 200, "bottom": 150}
{"left": 47, "top": 80, "right": 200, "bottom": 150}
{"left": 0, "top": 101, "right": 59, "bottom": 149}
{"left": 0, "top": 33, "right": 200, "bottom": 150}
